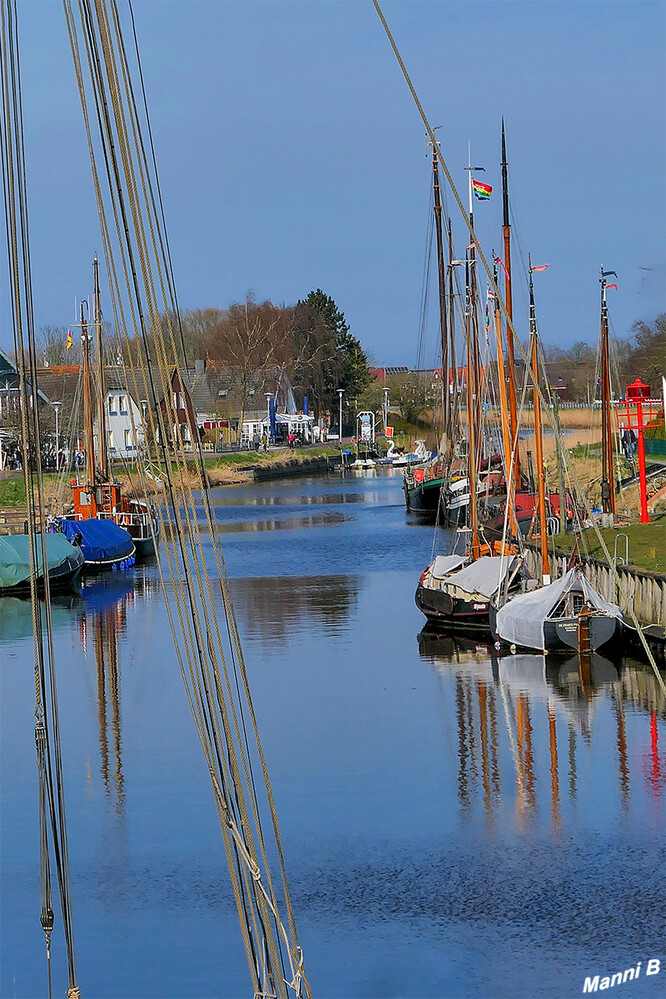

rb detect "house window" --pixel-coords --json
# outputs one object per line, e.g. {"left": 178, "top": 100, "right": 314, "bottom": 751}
{"left": 119, "top": 394, "right": 128, "bottom": 415}
{"left": 124, "top": 428, "right": 133, "bottom": 449}
{"left": 107, "top": 430, "right": 115, "bottom": 450}
{"left": 218, "top": 389, "right": 228, "bottom": 398}
{"left": 109, "top": 395, "right": 117, "bottom": 415}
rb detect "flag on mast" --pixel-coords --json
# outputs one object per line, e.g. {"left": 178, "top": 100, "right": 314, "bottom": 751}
{"left": 532, "top": 264, "right": 550, "bottom": 272}
{"left": 472, "top": 179, "right": 492, "bottom": 200}
{"left": 66, "top": 329, "right": 73, "bottom": 350}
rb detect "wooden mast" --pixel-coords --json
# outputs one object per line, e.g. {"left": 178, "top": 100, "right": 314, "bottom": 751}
{"left": 493, "top": 264, "right": 517, "bottom": 538}
{"left": 93, "top": 257, "right": 108, "bottom": 480}
{"left": 466, "top": 147, "right": 482, "bottom": 450}
{"left": 447, "top": 218, "right": 459, "bottom": 440}
{"left": 528, "top": 257, "right": 550, "bottom": 584}
{"left": 501, "top": 120, "right": 520, "bottom": 484}
{"left": 599, "top": 268, "right": 616, "bottom": 516}
{"left": 466, "top": 264, "right": 480, "bottom": 560}
{"left": 81, "top": 302, "right": 96, "bottom": 488}
{"left": 432, "top": 145, "right": 449, "bottom": 439}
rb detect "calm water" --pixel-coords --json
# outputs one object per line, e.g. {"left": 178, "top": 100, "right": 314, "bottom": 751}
{"left": 1, "top": 468, "right": 665, "bottom": 999}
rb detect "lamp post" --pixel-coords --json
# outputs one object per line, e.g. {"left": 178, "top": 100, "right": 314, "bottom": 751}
{"left": 383, "top": 387, "right": 389, "bottom": 432}
{"left": 52, "top": 401, "right": 62, "bottom": 468}
{"left": 337, "top": 388, "right": 344, "bottom": 444}
{"left": 265, "top": 392, "right": 272, "bottom": 445}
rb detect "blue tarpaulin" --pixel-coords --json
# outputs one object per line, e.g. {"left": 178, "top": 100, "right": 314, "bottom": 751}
{"left": 52, "top": 518, "right": 134, "bottom": 566}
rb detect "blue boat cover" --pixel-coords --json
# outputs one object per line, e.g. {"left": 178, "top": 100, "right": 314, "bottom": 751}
{"left": 0, "top": 533, "right": 82, "bottom": 589}
{"left": 52, "top": 518, "right": 134, "bottom": 565}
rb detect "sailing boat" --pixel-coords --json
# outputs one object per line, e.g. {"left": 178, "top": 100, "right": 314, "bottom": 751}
{"left": 49, "top": 275, "right": 136, "bottom": 568}
{"left": 490, "top": 259, "right": 624, "bottom": 654}
{"left": 51, "top": 259, "right": 159, "bottom": 560}
{"left": 416, "top": 200, "right": 527, "bottom": 632}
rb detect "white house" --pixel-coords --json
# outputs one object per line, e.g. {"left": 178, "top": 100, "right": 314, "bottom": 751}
{"left": 94, "top": 373, "right": 145, "bottom": 459}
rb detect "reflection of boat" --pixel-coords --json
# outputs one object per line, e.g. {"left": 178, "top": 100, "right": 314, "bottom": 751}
{"left": 492, "top": 566, "right": 624, "bottom": 654}
{"left": 0, "top": 591, "right": 81, "bottom": 644}
{"left": 0, "top": 533, "right": 84, "bottom": 595}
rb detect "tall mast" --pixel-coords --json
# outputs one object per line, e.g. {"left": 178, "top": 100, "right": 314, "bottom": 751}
{"left": 466, "top": 145, "right": 483, "bottom": 441}
{"left": 465, "top": 265, "right": 480, "bottom": 560}
{"left": 501, "top": 120, "right": 520, "bottom": 483}
{"left": 81, "top": 302, "right": 96, "bottom": 486}
{"left": 493, "top": 263, "right": 517, "bottom": 538}
{"left": 600, "top": 268, "right": 616, "bottom": 516}
{"left": 432, "top": 144, "right": 449, "bottom": 438}
{"left": 93, "top": 257, "right": 108, "bottom": 480}
{"left": 528, "top": 257, "right": 550, "bottom": 584}
{"left": 447, "top": 218, "right": 458, "bottom": 439}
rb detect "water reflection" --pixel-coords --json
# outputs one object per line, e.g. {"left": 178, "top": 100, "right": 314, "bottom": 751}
{"left": 213, "top": 511, "right": 349, "bottom": 533}
{"left": 0, "top": 590, "right": 82, "bottom": 646}
{"left": 418, "top": 629, "right": 666, "bottom": 827}
{"left": 76, "top": 573, "right": 159, "bottom": 815}
{"left": 231, "top": 574, "right": 360, "bottom": 648}
{"left": 209, "top": 491, "right": 366, "bottom": 507}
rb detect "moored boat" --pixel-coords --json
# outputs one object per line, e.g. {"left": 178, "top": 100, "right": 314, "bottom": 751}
{"left": 50, "top": 516, "right": 135, "bottom": 570}
{"left": 0, "top": 532, "right": 84, "bottom": 595}
{"left": 416, "top": 550, "right": 527, "bottom": 632}
{"left": 491, "top": 566, "right": 624, "bottom": 654}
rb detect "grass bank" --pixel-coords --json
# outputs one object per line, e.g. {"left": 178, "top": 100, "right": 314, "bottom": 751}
{"left": 552, "top": 515, "right": 666, "bottom": 575}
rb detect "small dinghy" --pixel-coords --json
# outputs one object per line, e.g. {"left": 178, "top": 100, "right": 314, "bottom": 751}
{"left": 50, "top": 517, "right": 135, "bottom": 569}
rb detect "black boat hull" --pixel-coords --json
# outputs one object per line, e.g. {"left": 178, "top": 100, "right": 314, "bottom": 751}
{"left": 415, "top": 582, "right": 491, "bottom": 633}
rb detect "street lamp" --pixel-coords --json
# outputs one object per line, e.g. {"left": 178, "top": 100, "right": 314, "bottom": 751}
{"left": 383, "top": 387, "right": 389, "bottom": 431}
{"left": 52, "top": 401, "right": 62, "bottom": 468}
{"left": 265, "top": 392, "right": 272, "bottom": 445}
{"left": 337, "top": 388, "right": 344, "bottom": 444}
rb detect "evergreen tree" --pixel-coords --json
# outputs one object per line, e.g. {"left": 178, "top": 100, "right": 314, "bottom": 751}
{"left": 296, "top": 290, "right": 370, "bottom": 414}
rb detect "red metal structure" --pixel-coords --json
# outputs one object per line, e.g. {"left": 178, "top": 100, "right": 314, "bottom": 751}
{"left": 615, "top": 379, "right": 664, "bottom": 524}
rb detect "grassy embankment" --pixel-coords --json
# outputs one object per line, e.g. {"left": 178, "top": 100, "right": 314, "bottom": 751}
{"left": 551, "top": 516, "right": 666, "bottom": 575}
{"left": 0, "top": 447, "right": 343, "bottom": 512}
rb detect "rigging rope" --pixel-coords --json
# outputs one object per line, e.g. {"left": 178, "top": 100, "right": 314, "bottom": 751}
{"left": 62, "top": 1, "right": 311, "bottom": 993}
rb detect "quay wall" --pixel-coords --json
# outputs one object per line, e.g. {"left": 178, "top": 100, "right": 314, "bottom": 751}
{"left": 246, "top": 455, "right": 342, "bottom": 482}
{"left": 522, "top": 541, "right": 666, "bottom": 630}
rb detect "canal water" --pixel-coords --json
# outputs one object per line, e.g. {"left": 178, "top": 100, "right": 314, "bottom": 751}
{"left": 1, "top": 468, "right": 664, "bottom": 999}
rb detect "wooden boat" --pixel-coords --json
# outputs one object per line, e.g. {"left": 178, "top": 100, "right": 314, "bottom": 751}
{"left": 61, "top": 260, "right": 159, "bottom": 557}
{"left": 416, "top": 546, "right": 528, "bottom": 632}
{"left": 491, "top": 566, "right": 624, "bottom": 654}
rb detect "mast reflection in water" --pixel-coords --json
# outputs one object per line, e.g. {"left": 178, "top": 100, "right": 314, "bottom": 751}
{"left": 418, "top": 629, "right": 666, "bottom": 828}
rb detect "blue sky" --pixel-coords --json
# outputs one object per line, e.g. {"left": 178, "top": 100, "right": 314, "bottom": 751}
{"left": 2, "top": 0, "right": 664, "bottom": 366}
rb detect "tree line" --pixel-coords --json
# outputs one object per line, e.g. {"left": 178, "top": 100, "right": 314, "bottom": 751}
{"left": 35, "top": 288, "right": 372, "bottom": 424}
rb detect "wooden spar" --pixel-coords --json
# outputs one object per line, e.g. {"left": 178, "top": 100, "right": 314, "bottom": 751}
{"left": 600, "top": 270, "right": 616, "bottom": 515}
{"left": 93, "top": 257, "right": 108, "bottom": 480}
{"left": 432, "top": 146, "right": 449, "bottom": 438}
{"left": 492, "top": 267, "right": 517, "bottom": 538}
{"left": 81, "top": 302, "right": 97, "bottom": 487}
{"left": 447, "top": 218, "right": 459, "bottom": 439}
{"left": 466, "top": 149, "right": 482, "bottom": 447}
{"left": 465, "top": 265, "right": 480, "bottom": 559}
{"left": 528, "top": 259, "right": 550, "bottom": 583}
{"left": 501, "top": 120, "right": 520, "bottom": 483}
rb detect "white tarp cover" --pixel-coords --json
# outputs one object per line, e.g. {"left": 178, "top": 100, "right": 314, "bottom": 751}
{"left": 442, "top": 556, "right": 515, "bottom": 598}
{"left": 430, "top": 554, "right": 467, "bottom": 579}
{"left": 495, "top": 567, "right": 622, "bottom": 650}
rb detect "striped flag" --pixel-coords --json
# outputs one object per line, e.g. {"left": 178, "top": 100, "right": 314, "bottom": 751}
{"left": 66, "top": 330, "right": 73, "bottom": 350}
{"left": 472, "top": 179, "right": 492, "bottom": 200}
